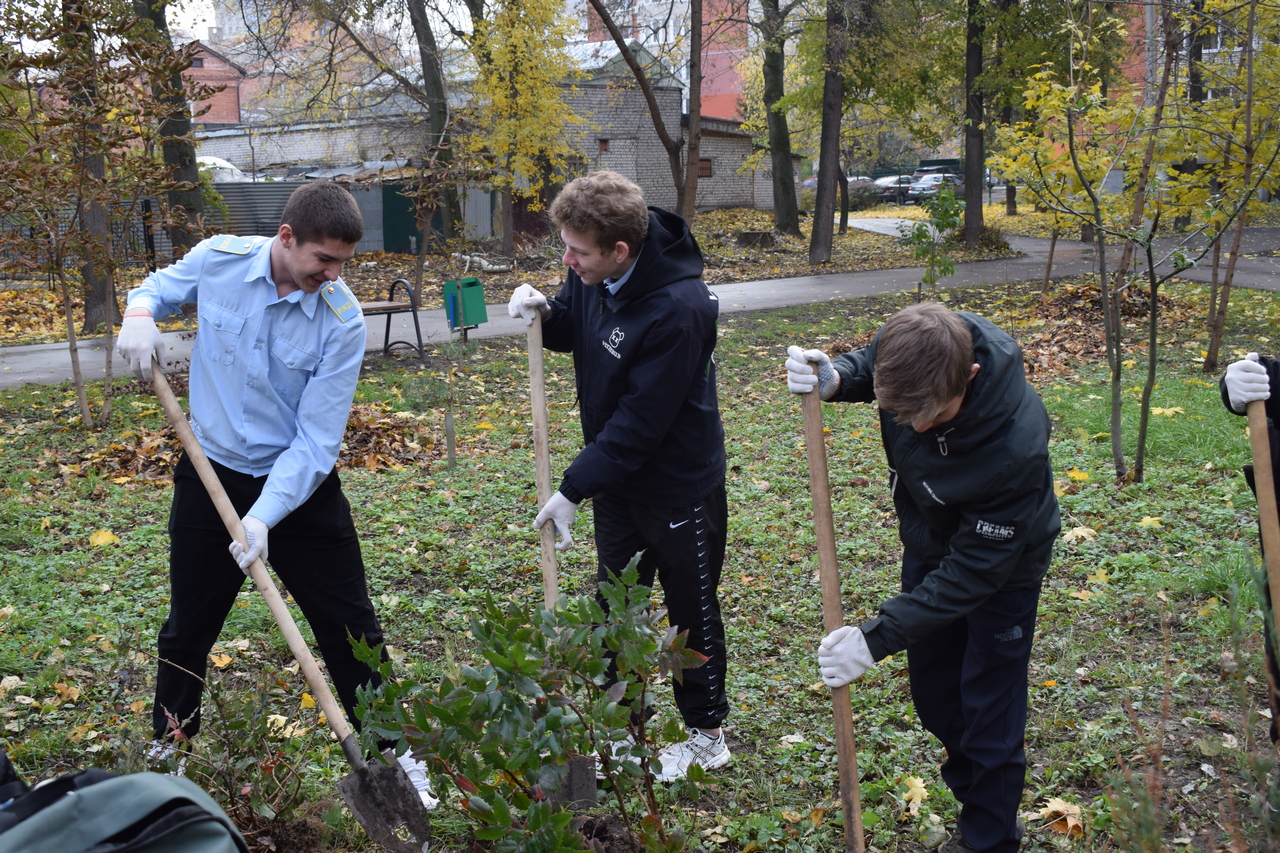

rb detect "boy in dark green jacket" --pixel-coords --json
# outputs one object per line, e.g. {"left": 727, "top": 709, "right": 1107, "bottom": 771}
{"left": 785, "top": 302, "right": 1060, "bottom": 853}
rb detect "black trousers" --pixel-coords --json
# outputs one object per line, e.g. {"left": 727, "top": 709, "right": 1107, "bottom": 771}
{"left": 593, "top": 483, "right": 729, "bottom": 731}
{"left": 902, "top": 551, "right": 1039, "bottom": 853}
{"left": 153, "top": 454, "right": 385, "bottom": 741}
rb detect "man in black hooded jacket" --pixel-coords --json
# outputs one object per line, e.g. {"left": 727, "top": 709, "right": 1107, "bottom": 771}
{"left": 508, "top": 170, "right": 729, "bottom": 783}
{"left": 786, "top": 302, "right": 1060, "bottom": 853}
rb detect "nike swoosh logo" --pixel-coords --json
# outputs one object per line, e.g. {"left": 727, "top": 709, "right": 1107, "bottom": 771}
{"left": 669, "top": 519, "right": 690, "bottom": 529}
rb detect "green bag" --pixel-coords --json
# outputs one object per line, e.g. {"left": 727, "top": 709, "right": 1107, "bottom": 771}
{"left": 0, "top": 769, "right": 248, "bottom": 853}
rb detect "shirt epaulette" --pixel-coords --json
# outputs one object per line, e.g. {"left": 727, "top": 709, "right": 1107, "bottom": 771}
{"left": 320, "top": 281, "right": 360, "bottom": 324}
{"left": 208, "top": 235, "right": 255, "bottom": 255}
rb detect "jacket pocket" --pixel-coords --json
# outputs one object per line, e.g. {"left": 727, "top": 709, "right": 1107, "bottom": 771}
{"left": 199, "top": 302, "right": 246, "bottom": 366}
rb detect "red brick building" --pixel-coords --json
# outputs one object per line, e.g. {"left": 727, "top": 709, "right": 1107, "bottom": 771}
{"left": 183, "top": 41, "right": 246, "bottom": 127}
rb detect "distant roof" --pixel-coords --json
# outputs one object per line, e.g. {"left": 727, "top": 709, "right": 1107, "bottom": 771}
{"left": 565, "top": 39, "right": 679, "bottom": 85}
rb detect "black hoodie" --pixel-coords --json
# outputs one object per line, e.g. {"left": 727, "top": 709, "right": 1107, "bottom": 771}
{"left": 542, "top": 207, "right": 725, "bottom": 507}
{"left": 829, "top": 312, "right": 1061, "bottom": 660}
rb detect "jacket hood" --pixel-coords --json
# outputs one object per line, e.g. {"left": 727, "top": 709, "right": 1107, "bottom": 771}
{"left": 612, "top": 207, "right": 705, "bottom": 301}
{"left": 917, "top": 313, "right": 1027, "bottom": 456}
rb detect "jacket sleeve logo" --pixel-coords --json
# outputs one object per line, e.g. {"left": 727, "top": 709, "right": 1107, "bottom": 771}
{"left": 975, "top": 519, "right": 1016, "bottom": 541}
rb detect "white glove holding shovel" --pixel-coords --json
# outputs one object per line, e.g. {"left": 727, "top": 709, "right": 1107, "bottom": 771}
{"left": 818, "top": 625, "right": 876, "bottom": 688}
{"left": 228, "top": 515, "right": 269, "bottom": 576}
{"left": 508, "top": 284, "right": 549, "bottom": 326}
{"left": 534, "top": 491, "right": 578, "bottom": 551}
{"left": 1225, "top": 352, "right": 1270, "bottom": 413}
{"left": 786, "top": 345, "right": 841, "bottom": 399}
{"left": 116, "top": 312, "right": 167, "bottom": 381}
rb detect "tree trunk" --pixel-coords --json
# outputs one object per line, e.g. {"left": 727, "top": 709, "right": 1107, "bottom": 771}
{"left": 760, "top": 0, "right": 801, "bottom": 236}
{"left": 681, "top": 0, "right": 703, "bottom": 222}
{"left": 1002, "top": 104, "right": 1017, "bottom": 215}
{"left": 64, "top": 0, "right": 116, "bottom": 336}
{"left": 962, "top": 0, "right": 984, "bottom": 249}
{"left": 407, "top": 0, "right": 461, "bottom": 239}
{"left": 498, "top": 190, "right": 515, "bottom": 256}
{"left": 808, "top": 0, "right": 848, "bottom": 264}
{"left": 132, "top": 0, "right": 203, "bottom": 257}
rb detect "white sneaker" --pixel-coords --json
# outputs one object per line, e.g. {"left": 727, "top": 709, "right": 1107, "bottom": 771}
{"left": 145, "top": 739, "right": 188, "bottom": 776}
{"left": 654, "top": 729, "right": 730, "bottom": 782}
{"left": 593, "top": 734, "right": 643, "bottom": 780}
{"left": 396, "top": 753, "right": 440, "bottom": 810}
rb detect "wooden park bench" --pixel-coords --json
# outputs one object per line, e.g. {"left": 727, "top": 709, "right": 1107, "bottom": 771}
{"left": 358, "top": 278, "right": 424, "bottom": 358}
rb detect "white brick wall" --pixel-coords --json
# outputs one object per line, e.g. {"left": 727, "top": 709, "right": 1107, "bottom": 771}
{"left": 197, "top": 89, "right": 777, "bottom": 213}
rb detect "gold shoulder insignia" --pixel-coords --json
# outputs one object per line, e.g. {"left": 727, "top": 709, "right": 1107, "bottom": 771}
{"left": 320, "top": 281, "right": 360, "bottom": 324}
{"left": 208, "top": 235, "right": 255, "bottom": 255}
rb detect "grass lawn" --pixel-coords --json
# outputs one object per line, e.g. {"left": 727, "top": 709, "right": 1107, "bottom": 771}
{"left": 1, "top": 277, "right": 1279, "bottom": 851}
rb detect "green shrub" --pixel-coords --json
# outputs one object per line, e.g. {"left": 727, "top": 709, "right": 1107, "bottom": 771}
{"left": 355, "top": 560, "right": 708, "bottom": 852}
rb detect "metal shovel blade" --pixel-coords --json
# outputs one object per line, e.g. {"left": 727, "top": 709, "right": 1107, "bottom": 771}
{"left": 336, "top": 755, "right": 432, "bottom": 853}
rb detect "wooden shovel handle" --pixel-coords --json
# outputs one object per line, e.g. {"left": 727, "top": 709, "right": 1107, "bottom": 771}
{"left": 1248, "top": 401, "right": 1280, "bottom": 641}
{"left": 527, "top": 314, "right": 559, "bottom": 609}
{"left": 800, "top": 387, "right": 865, "bottom": 853}
{"left": 152, "top": 365, "right": 365, "bottom": 770}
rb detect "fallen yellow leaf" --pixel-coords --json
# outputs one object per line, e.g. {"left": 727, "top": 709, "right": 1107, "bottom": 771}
{"left": 209, "top": 653, "right": 232, "bottom": 668}
{"left": 1150, "top": 407, "right": 1184, "bottom": 416}
{"left": 1039, "top": 796, "right": 1084, "bottom": 837}
{"left": 88, "top": 529, "right": 119, "bottom": 547}
{"left": 476, "top": 421, "right": 495, "bottom": 429}
{"left": 1066, "top": 467, "right": 1090, "bottom": 481}
{"left": 301, "top": 692, "right": 316, "bottom": 709}
{"left": 1070, "top": 589, "right": 1095, "bottom": 601}
{"left": 1137, "top": 517, "right": 1162, "bottom": 527}
{"left": 1086, "top": 568, "right": 1110, "bottom": 584}
{"left": 780, "top": 810, "right": 803, "bottom": 823}
{"left": 1043, "top": 680, "right": 1058, "bottom": 687}
{"left": 1062, "top": 527, "right": 1096, "bottom": 544}
{"left": 902, "top": 776, "right": 928, "bottom": 815}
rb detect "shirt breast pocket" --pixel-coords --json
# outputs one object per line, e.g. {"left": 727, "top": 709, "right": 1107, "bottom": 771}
{"left": 269, "top": 336, "right": 321, "bottom": 403}
{"left": 199, "top": 302, "right": 247, "bottom": 365}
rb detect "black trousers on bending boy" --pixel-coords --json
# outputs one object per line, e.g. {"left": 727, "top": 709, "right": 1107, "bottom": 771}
{"left": 153, "top": 454, "right": 385, "bottom": 742}
{"left": 903, "top": 551, "right": 1039, "bottom": 853}
{"left": 593, "top": 483, "right": 729, "bottom": 731}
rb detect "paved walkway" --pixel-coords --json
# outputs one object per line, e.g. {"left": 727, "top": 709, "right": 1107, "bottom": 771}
{"left": 2, "top": 226, "right": 1277, "bottom": 390}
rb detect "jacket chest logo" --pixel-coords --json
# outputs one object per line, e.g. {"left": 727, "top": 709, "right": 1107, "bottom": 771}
{"left": 602, "top": 327, "right": 625, "bottom": 359}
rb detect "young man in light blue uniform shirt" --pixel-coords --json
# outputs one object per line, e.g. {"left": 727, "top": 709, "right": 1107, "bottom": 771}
{"left": 116, "top": 181, "right": 436, "bottom": 806}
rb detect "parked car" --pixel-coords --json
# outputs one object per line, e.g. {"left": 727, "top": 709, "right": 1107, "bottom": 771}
{"left": 912, "top": 165, "right": 960, "bottom": 180}
{"left": 802, "top": 177, "right": 819, "bottom": 189}
{"left": 875, "top": 175, "right": 915, "bottom": 203}
{"left": 906, "top": 173, "right": 964, "bottom": 202}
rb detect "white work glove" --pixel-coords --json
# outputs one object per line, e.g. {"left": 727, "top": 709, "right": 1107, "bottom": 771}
{"left": 508, "top": 283, "right": 548, "bottom": 326}
{"left": 229, "top": 515, "right": 269, "bottom": 575}
{"left": 786, "top": 345, "right": 840, "bottom": 399}
{"left": 1225, "top": 352, "right": 1270, "bottom": 413}
{"left": 533, "top": 491, "right": 578, "bottom": 552}
{"left": 116, "top": 313, "right": 166, "bottom": 381}
{"left": 818, "top": 625, "right": 876, "bottom": 688}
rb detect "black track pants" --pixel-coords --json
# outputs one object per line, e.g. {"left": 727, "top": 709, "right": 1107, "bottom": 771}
{"left": 153, "top": 454, "right": 385, "bottom": 741}
{"left": 902, "top": 551, "right": 1039, "bottom": 853}
{"left": 593, "top": 483, "right": 729, "bottom": 730}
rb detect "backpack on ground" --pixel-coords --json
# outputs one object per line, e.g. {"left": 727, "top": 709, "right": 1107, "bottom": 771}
{"left": 0, "top": 762, "right": 249, "bottom": 853}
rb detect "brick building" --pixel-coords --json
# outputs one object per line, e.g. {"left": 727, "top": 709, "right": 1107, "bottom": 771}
{"left": 183, "top": 41, "right": 246, "bottom": 127}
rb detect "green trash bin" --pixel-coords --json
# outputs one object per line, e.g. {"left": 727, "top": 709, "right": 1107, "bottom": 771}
{"left": 443, "top": 277, "right": 488, "bottom": 330}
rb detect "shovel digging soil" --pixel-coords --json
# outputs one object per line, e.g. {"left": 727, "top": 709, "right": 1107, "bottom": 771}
{"left": 800, "top": 375, "right": 866, "bottom": 853}
{"left": 151, "top": 366, "right": 432, "bottom": 853}
{"left": 1247, "top": 401, "right": 1280, "bottom": 673}
{"left": 526, "top": 312, "right": 598, "bottom": 809}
